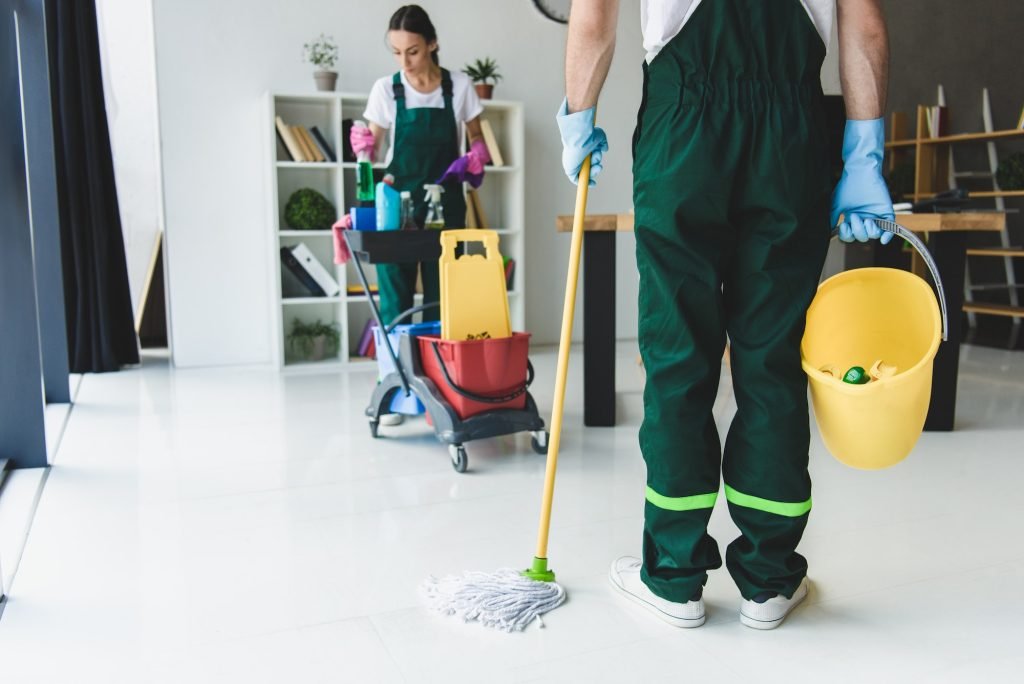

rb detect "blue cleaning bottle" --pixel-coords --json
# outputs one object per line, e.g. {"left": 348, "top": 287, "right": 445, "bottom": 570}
{"left": 375, "top": 174, "right": 400, "bottom": 231}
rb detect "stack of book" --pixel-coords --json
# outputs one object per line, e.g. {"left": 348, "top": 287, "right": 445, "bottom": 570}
{"left": 280, "top": 243, "right": 340, "bottom": 297}
{"left": 355, "top": 318, "right": 376, "bottom": 358}
{"left": 275, "top": 116, "right": 336, "bottom": 162}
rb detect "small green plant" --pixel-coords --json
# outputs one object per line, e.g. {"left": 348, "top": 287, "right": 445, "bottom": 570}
{"left": 996, "top": 152, "right": 1024, "bottom": 191}
{"left": 303, "top": 34, "right": 338, "bottom": 71}
{"left": 287, "top": 318, "right": 340, "bottom": 359}
{"left": 463, "top": 57, "right": 503, "bottom": 85}
{"left": 284, "top": 188, "right": 336, "bottom": 230}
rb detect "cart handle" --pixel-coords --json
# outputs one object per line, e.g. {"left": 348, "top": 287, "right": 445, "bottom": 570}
{"left": 386, "top": 302, "right": 440, "bottom": 333}
{"left": 428, "top": 342, "right": 534, "bottom": 405}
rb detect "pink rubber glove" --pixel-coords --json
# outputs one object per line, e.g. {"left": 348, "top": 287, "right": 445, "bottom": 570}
{"left": 466, "top": 138, "right": 491, "bottom": 174}
{"left": 350, "top": 126, "right": 376, "bottom": 161}
{"left": 332, "top": 215, "right": 352, "bottom": 264}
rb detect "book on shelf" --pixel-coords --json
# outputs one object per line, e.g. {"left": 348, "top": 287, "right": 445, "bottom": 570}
{"left": 346, "top": 284, "right": 378, "bottom": 295}
{"left": 1018, "top": 106, "right": 1024, "bottom": 130}
{"left": 466, "top": 188, "right": 489, "bottom": 229}
{"left": 924, "top": 105, "right": 949, "bottom": 138}
{"left": 341, "top": 119, "right": 356, "bottom": 162}
{"left": 291, "top": 125, "right": 318, "bottom": 162}
{"left": 503, "top": 256, "right": 515, "bottom": 291}
{"left": 298, "top": 126, "right": 325, "bottom": 162}
{"left": 292, "top": 243, "right": 340, "bottom": 295}
{"left": 280, "top": 243, "right": 340, "bottom": 297}
{"left": 356, "top": 318, "right": 375, "bottom": 356}
{"left": 275, "top": 116, "right": 306, "bottom": 161}
{"left": 479, "top": 119, "right": 504, "bottom": 167}
{"left": 309, "top": 126, "right": 337, "bottom": 161}
{"left": 280, "top": 246, "right": 324, "bottom": 296}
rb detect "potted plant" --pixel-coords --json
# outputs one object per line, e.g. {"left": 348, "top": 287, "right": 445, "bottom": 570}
{"left": 463, "top": 57, "right": 502, "bottom": 100}
{"left": 284, "top": 187, "right": 336, "bottom": 230}
{"left": 287, "top": 318, "right": 340, "bottom": 361}
{"left": 304, "top": 34, "right": 338, "bottom": 92}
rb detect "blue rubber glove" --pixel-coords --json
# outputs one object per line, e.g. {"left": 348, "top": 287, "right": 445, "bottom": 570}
{"left": 555, "top": 98, "right": 607, "bottom": 186}
{"left": 831, "top": 118, "right": 895, "bottom": 245}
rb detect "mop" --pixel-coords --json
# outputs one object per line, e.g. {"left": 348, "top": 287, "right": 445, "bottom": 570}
{"left": 421, "top": 148, "right": 595, "bottom": 632}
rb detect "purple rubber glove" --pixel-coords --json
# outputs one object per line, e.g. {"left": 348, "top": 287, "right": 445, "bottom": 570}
{"left": 831, "top": 118, "right": 895, "bottom": 245}
{"left": 350, "top": 125, "right": 376, "bottom": 161}
{"left": 436, "top": 140, "right": 490, "bottom": 188}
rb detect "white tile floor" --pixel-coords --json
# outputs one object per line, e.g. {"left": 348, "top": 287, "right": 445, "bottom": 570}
{"left": 0, "top": 342, "right": 1022, "bottom": 683}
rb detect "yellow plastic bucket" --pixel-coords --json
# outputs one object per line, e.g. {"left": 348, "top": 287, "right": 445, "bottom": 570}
{"left": 800, "top": 222, "right": 948, "bottom": 470}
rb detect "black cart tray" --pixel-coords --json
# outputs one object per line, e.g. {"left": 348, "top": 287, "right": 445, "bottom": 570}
{"left": 344, "top": 229, "right": 442, "bottom": 265}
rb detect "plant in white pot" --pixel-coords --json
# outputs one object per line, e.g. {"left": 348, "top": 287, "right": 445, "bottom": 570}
{"left": 304, "top": 34, "right": 338, "bottom": 92}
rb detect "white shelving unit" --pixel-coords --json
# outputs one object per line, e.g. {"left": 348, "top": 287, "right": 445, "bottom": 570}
{"left": 266, "top": 92, "right": 525, "bottom": 371}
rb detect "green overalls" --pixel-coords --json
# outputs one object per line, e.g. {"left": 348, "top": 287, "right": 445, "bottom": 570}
{"left": 633, "top": 0, "right": 831, "bottom": 602}
{"left": 377, "top": 68, "right": 467, "bottom": 326}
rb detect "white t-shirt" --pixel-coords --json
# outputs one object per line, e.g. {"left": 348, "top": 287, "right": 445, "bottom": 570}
{"left": 641, "top": 0, "right": 834, "bottom": 63}
{"left": 363, "top": 69, "right": 484, "bottom": 166}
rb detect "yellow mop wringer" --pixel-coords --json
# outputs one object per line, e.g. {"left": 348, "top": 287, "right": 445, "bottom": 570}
{"left": 420, "top": 152, "right": 594, "bottom": 632}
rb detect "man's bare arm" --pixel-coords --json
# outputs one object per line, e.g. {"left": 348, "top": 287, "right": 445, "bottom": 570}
{"left": 837, "top": 0, "right": 889, "bottom": 119}
{"left": 565, "top": 0, "right": 620, "bottom": 113}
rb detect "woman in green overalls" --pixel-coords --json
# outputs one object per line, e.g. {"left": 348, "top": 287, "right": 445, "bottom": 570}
{"left": 353, "top": 4, "right": 490, "bottom": 327}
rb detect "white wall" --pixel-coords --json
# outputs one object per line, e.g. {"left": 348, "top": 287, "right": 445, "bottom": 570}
{"left": 95, "top": 0, "right": 163, "bottom": 322}
{"left": 150, "top": 0, "right": 841, "bottom": 367}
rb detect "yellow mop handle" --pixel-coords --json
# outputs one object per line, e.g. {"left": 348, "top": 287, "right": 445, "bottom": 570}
{"left": 534, "top": 151, "right": 592, "bottom": 561}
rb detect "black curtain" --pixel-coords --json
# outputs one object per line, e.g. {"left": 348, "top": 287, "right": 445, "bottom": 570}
{"left": 46, "top": 0, "right": 138, "bottom": 372}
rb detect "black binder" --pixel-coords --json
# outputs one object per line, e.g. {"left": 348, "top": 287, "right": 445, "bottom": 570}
{"left": 280, "top": 246, "right": 326, "bottom": 296}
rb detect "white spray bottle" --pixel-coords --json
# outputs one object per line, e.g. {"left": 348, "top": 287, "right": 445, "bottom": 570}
{"left": 423, "top": 184, "right": 446, "bottom": 229}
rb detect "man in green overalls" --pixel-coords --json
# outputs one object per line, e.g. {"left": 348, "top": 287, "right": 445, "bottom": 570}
{"left": 558, "top": 0, "right": 894, "bottom": 629}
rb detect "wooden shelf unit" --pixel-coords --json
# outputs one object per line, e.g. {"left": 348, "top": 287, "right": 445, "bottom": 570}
{"left": 265, "top": 92, "right": 526, "bottom": 370}
{"left": 887, "top": 105, "right": 1024, "bottom": 321}
{"left": 886, "top": 106, "right": 1024, "bottom": 200}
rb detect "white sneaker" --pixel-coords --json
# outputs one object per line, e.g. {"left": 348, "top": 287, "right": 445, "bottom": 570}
{"left": 379, "top": 413, "right": 404, "bottom": 426}
{"left": 608, "top": 556, "right": 705, "bottom": 628}
{"left": 739, "top": 577, "right": 809, "bottom": 630}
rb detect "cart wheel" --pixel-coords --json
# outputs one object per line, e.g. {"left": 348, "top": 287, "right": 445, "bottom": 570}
{"left": 531, "top": 431, "right": 549, "bottom": 455}
{"left": 369, "top": 419, "right": 379, "bottom": 439}
{"left": 449, "top": 444, "right": 468, "bottom": 473}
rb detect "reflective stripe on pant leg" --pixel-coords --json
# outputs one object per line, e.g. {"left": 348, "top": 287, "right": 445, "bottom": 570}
{"left": 723, "top": 484, "right": 811, "bottom": 518}
{"left": 646, "top": 486, "right": 718, "bottom": 512}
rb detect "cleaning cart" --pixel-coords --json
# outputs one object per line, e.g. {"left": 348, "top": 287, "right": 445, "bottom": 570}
{"left": 344, "top": 229, "right": 549, "bottom": 472}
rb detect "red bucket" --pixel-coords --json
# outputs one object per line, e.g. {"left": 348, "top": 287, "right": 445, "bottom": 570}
{"left": 418, "top": 333, "right": 532, "bottom": 419}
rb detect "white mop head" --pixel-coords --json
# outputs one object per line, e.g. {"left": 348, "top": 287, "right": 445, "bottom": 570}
{"left": 422, "top": 568, "right": 567, "bottom": 632}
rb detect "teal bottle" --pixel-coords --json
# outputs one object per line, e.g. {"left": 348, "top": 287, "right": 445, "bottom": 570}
{"left": 375, "top": 175, "right": 400, "bottom": 231}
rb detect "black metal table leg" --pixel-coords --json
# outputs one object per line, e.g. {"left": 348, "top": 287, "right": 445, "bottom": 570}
{"left": 583, "top": 232, "right": 616, "bottom": 427}
{"left": 924, "top": 231, "right": 966, "bottom": 431}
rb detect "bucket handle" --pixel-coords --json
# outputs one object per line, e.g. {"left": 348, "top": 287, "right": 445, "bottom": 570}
{"left": 832, "top": 219, "right": 948, "bottom": 342}
{"left": 429, "top": 341, "right": 534, "bottom": 404}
